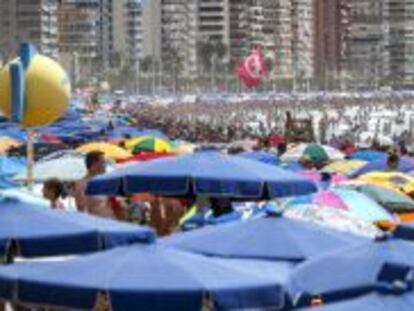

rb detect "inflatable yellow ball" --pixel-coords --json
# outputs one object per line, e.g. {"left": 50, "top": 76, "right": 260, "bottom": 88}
{"left": 0, "top": 55, "right": 71, "bottom": 128}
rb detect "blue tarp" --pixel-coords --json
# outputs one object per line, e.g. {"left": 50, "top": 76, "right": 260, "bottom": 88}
{"left": 0, "top": 245, "right": 286, "bottom": 311}
{"left": 87, "top": 151, "right": 317, "bottom": 199}
{"left": 0, "top": 197, "right": 155, "bottom": 258}
{"left": 162, "top": 216, "right": 365, "bottom": 262}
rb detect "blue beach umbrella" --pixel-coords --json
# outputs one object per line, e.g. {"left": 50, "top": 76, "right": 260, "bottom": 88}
{"left": 162, "top": 215, "right": 365, "bottom": 262}
{"left": 298, "top": 292, "right": 414, "bottom": 311}
{"left": 87, "top": 151, "right": 317, "bottom": 199}
{"left": 240, "top": 151, "right": 279, "bottom": 165}
{"left": 352, "top": 157, "right": 414, "bottom": 177}
{"left": 0, "top": 245, "right": 287, "bottom": 311}
{"left": 287, "top": 239, "right": 414, "bottom": 305}
{"left": 0, "top": 197, "right": 155, "bottom": 258}
{"left": 348, "top": 150, "right": 388, "bottom": 162}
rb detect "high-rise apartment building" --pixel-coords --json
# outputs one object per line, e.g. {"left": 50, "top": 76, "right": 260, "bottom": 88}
{"left": 0, "top": 0, "right": 59, "bottom": 60}
{"left": 313, "top": 0, "right": 344, "bottom": 88}
{"left": 58, "top": 0, "right": 100, "bottom": 81}
{"left": 292, "top": 0, "right": 315, "bottom": 82}
{"left": 113, "top": 0, "right": 144, "bottom": 71}
{"left": 384, "top": 0, "right": 414, "bottom": 86}
{"left": 341, "top": 0, "right": 385, "bottom": 87}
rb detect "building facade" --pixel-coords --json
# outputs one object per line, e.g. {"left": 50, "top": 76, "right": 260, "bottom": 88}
{"left": 313, "top": 0, "right": 344, "bottom": 89}
{"left": 58, "top": 0, "right": 100, "bottom": 83}
{"left": 0, "top": 0, "right": 59, "bottom": 60}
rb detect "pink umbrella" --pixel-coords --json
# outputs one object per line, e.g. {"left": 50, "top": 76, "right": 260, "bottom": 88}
{"left": 314, "top": 191, "right": 348, "bottom": 210}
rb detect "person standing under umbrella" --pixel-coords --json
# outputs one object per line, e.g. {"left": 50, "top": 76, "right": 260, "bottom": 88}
{"left": 42, "top": 178, "right": 65, "bottom": 209}
{"left": 386, "top": 153, "right": 400, "bottom": 172}
{"left": 73, "top": 151, "right": 117, "bottom": 219}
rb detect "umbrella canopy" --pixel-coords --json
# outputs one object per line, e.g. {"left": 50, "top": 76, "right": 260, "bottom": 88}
{"left": 86, "top": 151, "right": 317, "bottom": 199}
{"left": 352, "top": 157, "right": 414, "bottom": 177}
{"left": 332, "top": 188, "right": 395, "bottom": 224}
{"left": 77, "top": 142, "right": 132, "bottom": 161}
{"left": 298, "top": 292, "right": 414, "bottom": 311}
{"left": 0, "top": 245, "right": 286, "bottom": 311}
{"left": 162, "top": 215, "right": 365, "bottom": 262}
{"left": 125, "top": 136, "right": 172, "bottom": 153}
{"left": 341, "top": 183, "right": 414, "bottom": 214}
{"left": 285, "top": 205, "right": 381, "bottom": 238}
{"left": 240, "top": 151, "right": 280, "bottom": 165}
{"left": 348, "top": 150, "right": 388, "bottom": 162}
{"left": 117, "top": 152, "right": 173, "bottom": 164}
{"left": 287, "top": 239, "right": 414, "bottom": 304}
{"left": 0, "top": 197, "right": 155, "bottom": 259}
{"left": 393, "top": 222, "right": 414, "bottom": 241}
{"left": 281, "top": 144, "right": 344, "bottom": 165}
{"left": 357, "top": 172, "right": 414, "bottom": 197}
{"left": 322, "top": 159, "right": 367, "bottom": 175}
{"left": 14, "top": 151, "right": 114, "bottom": 182}
{"left": 7, "top": 143, "right": 69, "bottom": 161}
{"left": 288, "top": 188, "right": 395, "bottom": 224}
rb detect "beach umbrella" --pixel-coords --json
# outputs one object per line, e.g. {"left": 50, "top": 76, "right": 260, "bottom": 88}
{"left": 162, "top": 215, "right": 365, "bottom": 262}
{"left": 77, "top": 142, "right": 132, "bottom": 161}
{"left": 106, "top": 126, "right": 145, "bottom": 139}
{"left": 281, "top": 144, "right": 344, "bottom": 165}
{"left": 341, "top": 183, "right": 414, "bottom": 214}
{"left": 0, "top": 197, "right": 155, "bottom": 259}
{"left": 7, "top": 142, "right": 69, "bottom": 161}
{"left": 332, "top": 188, "right": 395, "bottom": 224}
{"left": 348, "top": 150, "right": 388, "bottom": 162}
{"left": 86, "top": 151, "right": 317, "bottom": 199}
{"left": 0, "top": 156, "right": 26, "bottom": 189}
{"left": 240, "top": 151, "right": 279, "bottom": 165}
{"left": 393, "top": 222, "right": 414, "bottom": 241}
{"left": 297, "top": 292, "right": 414, "bottom": 311}
{"left": 287, "top": 239, "right": 414, "bottom": 305}
{"left": 0, "top": 245, "right": 286, "bottom": 311}
{"left": 116, "top": 152, "right": 173, "bottom": 164}
{"left": 288, "top": 188, "right": 395, "bottom": 224}
{"left": 357, "top": 172, "right": 414, "bottom": 197}
{"left": 284, "top": 205, "right": 381, "bottom": 238}
{"left": 14, "top": 151, "right": 114, "bottom": 182}
{"left": 125, "top": 136, "right": 172, "bottom": 153}
{"left": 322, "top": 159, "right": 367, "bottom": 175}
{"left": 352, "top": 157, "right": 414, "bottom": 177}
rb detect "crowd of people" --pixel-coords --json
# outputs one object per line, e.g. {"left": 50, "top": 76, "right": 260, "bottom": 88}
{"left": 32, "top": 91, "right": 414, "bottom": 236}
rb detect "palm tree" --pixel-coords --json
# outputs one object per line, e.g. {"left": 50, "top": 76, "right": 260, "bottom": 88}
{"left": 140, "top": 56, "right": 154, "bottom": 73}
{"left": 197, "top": 38, "right": 227, "bottom": 90}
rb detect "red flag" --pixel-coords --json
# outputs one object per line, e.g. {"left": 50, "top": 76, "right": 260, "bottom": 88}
{"left": 236, "top": 47, "right": 268, "bottom": 88}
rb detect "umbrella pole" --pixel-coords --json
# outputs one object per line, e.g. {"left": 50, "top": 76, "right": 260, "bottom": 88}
{"left": 26, "top": 129, "right": 34, "bottom": 191}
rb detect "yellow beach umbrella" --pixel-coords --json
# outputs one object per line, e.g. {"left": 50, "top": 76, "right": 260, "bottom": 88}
{"left": 323, "top": 159, "right": 367, "bottom": 175}
{"left": 77, "top": 142, "right": 132, "bottom": 161}
{"left": 0, "top": 137, "right": 22, "bottom": 153}
{"left": 125, "top": 136, "right": 172, "bottom": 153}
{"left": 357, "top": 172, "right": 414, "bottom": 197}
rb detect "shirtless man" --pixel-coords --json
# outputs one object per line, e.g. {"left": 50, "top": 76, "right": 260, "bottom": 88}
{"left": 73, "top": 151, "right": 116, "bottom": 219}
